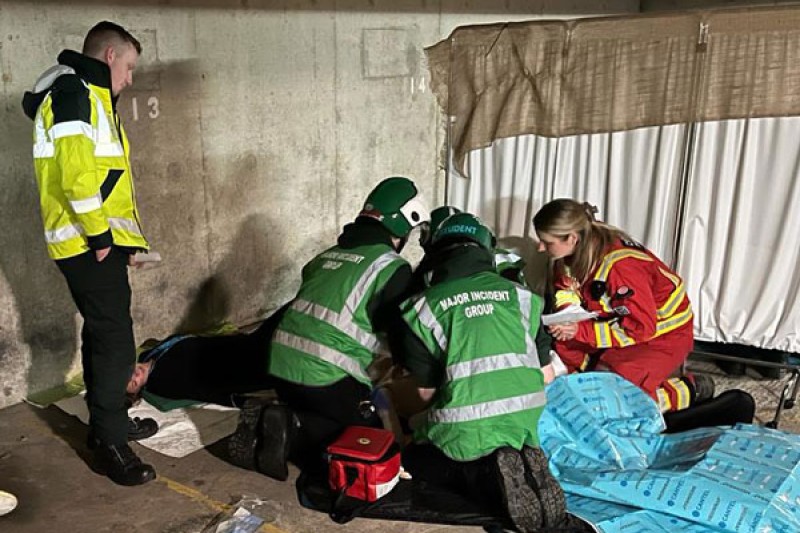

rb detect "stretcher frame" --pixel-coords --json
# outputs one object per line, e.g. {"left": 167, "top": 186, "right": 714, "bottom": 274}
{"left": 688, "top": 350, "right": 800, "bottom": 429}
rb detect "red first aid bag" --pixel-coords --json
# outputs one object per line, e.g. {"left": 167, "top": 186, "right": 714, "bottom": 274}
{"left": 327, "top": 426, "right": 401, "bottom": 502}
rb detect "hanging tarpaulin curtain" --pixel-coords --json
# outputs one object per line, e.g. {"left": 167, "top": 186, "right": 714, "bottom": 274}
{"left": 678, "top": 9, "right": 800, "bottom": 352}
{"left": 425, "top": 13, "right": 702, "bottom": 175}
{"left": 425, "top": 7, "right": 800, "bottom": 352}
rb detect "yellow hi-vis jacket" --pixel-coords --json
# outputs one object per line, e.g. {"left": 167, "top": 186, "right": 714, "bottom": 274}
{"left": 22, "top": 50, "right": 148, "bottom": 260}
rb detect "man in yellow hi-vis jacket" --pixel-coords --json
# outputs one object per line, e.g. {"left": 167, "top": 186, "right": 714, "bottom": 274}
{"left": 22, "top": 21, "right": 157, "bottom": 486}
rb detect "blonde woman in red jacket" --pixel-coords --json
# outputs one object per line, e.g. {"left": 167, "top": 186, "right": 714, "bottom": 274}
{"left": 533, "top": 199, "right": 709, "bottom": 413}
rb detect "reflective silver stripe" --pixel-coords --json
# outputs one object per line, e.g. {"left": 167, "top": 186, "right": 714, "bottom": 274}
{"left": 273, "top": 329, "right": 369, "bottom": 382}
{"left": 87, "top": 85, "right": 124, "bottom": 157}
{"left": 495, "top": 251, "right": 522, "bottom": 266}
{"left": 415, "top": 297, "right": 448, "bottom": 352}
{"left": 44, "top": 223, "right": 84, "bottom": 244}
{"left": 89, "top": 87, "right": 112, "bottom": 143}
{"left": 289, "top": 251, "right": 401, "bottom": 355}
{"left": 33, "top": 143, "right": 54, "bottom": 159}
{"left": 656, "top": 306, "right": 693, "bottom": 335}
{"left": 657, "top": 278, "right": 686, "bottom": 319}
{"left": 594, "top": 321, "right": 612, "bottom": 348}
{"left": 344, "top": 252, "right": 401, "bottom": 314}
{"left": 95, "top": 142, "right": 125, "bottom": 157}
{"left": 429, "top": 391, "right": 546, "bottom": 424}
{"left": 610, "top": 322, "right": 635, "bottom": 346}
{"left": 291, "top": 299, "right": 382, "bottom": 352}
{"left": 515, "top": 287, "right": 538, "bottom": 362}
{"left": 598, "top": 294, "right": 612, "bottom": 313}
{"left": 594, "top": 249, "right": 653, "bottom": 282}
{"left": 50, "top": 120, "right": 93, "bottom": 140}
{"left": 446, "top": 353, "right": 537, "bottom": 382}
{"left": 108, "top": 217, "right": 142, "bottom": 236}
{"left": 32, "top": 88, "right": 123, "bottom": 159}
{"left": 33, "top": 109, "right": 54, "bottom": 159}
{"left": 69, "top": 193, "right": 103, "bottom": 214}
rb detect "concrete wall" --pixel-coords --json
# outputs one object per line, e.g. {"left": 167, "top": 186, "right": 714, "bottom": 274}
{"left": 0, "top": 0, "right": 639, "bottom": 408}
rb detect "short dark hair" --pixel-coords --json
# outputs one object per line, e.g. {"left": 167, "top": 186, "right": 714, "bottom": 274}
{"left": 82, "top": 21, "right": 142, "bottom": 57}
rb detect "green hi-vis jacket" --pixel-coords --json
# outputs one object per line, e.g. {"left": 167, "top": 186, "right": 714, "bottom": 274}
{"left": 22, "top": 50, "right": 148, "bottom": 260}
{"left": 270, "top": 242, "right": 408, "bottom": 387}
{"left": 403, "top": 267, "right": 547, "bottom": 462}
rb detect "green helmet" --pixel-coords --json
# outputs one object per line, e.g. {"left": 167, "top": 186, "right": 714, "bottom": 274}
{"left": 421, "top": 205, "right": 462, "bottom": 249}
{"left": 432, "top": 212, "right": 495, "bottom": 251}
{"left": 360, "top": 177, "right": 430, "bottom": 238}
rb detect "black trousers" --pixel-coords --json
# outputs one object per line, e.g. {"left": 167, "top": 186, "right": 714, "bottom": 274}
{"left": 57, "top": 249, "right": 135, "bottom": 446}
{"left": 273, "top": 375, "right": 380, "bottom": 469}
{"left": 663, "top": 389, "right": 756, "bottom": 433}
{"left": 402, "top": 443, "right": 503, "bottom": 512}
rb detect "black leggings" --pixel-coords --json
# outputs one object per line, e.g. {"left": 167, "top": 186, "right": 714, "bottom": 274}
{"left": 663, "top": 389, "right": 755, "bottom": 433}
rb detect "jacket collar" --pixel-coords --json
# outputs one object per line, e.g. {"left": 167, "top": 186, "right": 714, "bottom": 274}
{"left": 337, "top": 217, "right": 397, "bottom": 249}
{"left": 58, "top": 49, "right": 112, "bottom": 90}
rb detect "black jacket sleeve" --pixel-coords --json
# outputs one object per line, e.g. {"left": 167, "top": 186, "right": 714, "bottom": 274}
{"left": 367, "top": 263, "right": 412, "bottom": 334}
{"left": 394, "top": 319, "right": 442, "bottom": 388}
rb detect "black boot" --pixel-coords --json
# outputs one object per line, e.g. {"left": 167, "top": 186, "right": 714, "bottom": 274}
{"left": 228, "top": 399, "right": 266, "bottom": 470}
{"left": 255, "top": 405, "right": 298, "bottom": 481}
{"left": 495, "top": 447, "right": 542, "bottom": 533}
{"left": 691, "top": 374, "right": 716, "bottom": 403}
{"left": 94, "top": 443, "right": 156, "bottom": 486}
{"left": 127, "top": 417, "right": 159, "bottom": 441}
{"left": 521, "top": 445, "right": 566, "bottom": 528}
{"left": 87, "top": 417, "right": 159, "bottom": 449}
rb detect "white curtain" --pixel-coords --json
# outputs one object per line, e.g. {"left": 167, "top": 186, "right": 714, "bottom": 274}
{"left": 448, "top": 125, "right": 688, "bottom": 291}
{"left": 448, "top": 117, "right": 800, "bottom": 352}
{"left": 677, "top": 117, "right": 800, "bottom": 352}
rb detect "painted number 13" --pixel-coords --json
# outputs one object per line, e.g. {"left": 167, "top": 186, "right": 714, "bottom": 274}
{"left": 131, "top": 96, "right": 160, "bottom": 121}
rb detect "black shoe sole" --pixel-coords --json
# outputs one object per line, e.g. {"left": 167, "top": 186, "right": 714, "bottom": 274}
{"left": 255, "top": 406, "right": 292, "bottom": 481}
{"left": 496, "top": 447, "right": 542, "bottom": 533}
{"left": 227, "top": 401, "right": 263, "bottom": 470}
{"left": 521, "top": 446, "right": 566, "bottom": 528}
{"left": 107, "top": 466, "right": 157, "bottom": 486}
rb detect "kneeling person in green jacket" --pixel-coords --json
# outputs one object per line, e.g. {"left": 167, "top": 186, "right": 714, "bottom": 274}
{"left": 259, "top": 176, "right": 430, "bottom": 481}
{"left": 398, "top": 213, "right": 566, "bottom": 533}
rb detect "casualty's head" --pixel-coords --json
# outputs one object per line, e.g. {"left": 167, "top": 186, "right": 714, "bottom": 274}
{"left": 83, "top": 21, "right": 142, "bottom": 97}
{"left": 420, "top": 205, "right": 461, "bottom": 252}
{"left": 359, "top": 176, "right": 430, "bottom": 252}
{"left": 431, "top": 212, "right": 496, "bottom": 253}
{"left": 126, "top": 360, "right": 154, "bottom": 402}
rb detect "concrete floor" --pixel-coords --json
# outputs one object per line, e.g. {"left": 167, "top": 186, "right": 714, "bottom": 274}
{"left": 1, "top": 359, "right": 798, "bottom": 533}
{"left": 0, "top": 401, "right": 477, "bottom": 533}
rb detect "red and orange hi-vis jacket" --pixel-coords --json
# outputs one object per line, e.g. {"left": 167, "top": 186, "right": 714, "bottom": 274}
{"left": 554, "top": 239, "right": 693, "bottom": 350}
